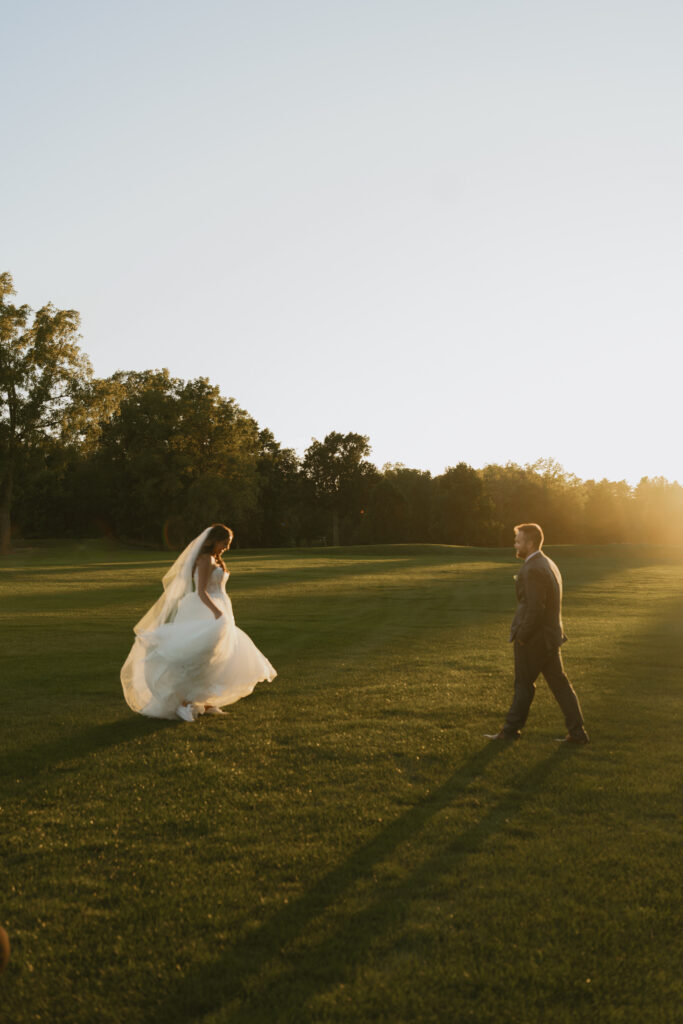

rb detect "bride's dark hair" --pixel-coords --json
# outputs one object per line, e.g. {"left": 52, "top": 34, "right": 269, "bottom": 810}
{"left": 197, "top": 523, "right": 234, "bottom": 572}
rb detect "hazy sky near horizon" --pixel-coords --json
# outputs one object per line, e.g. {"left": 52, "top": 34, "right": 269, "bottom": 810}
{"left": 3, "top": 0, "right": 682, "bottom": 483}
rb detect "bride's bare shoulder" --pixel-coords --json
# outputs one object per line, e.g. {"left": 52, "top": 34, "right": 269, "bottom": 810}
{"left": 193, "top": 551, "right": 212, "bottom": 574}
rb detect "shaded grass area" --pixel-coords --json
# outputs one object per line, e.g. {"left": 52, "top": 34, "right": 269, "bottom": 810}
{"left": 1, "top": 542, "right": 682, "bottom": 1023}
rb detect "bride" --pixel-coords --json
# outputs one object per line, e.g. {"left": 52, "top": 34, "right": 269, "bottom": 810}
{"left": 121, "top": 524, "right": 276, "bottom": 721}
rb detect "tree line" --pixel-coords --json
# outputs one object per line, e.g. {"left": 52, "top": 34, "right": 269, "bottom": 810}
{"left": 2, "top": 272, "right": 682, "bottom": 553}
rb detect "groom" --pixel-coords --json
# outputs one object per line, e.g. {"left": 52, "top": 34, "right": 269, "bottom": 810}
{"left": 488, "top": 523, "right": 589, "bottom": 744}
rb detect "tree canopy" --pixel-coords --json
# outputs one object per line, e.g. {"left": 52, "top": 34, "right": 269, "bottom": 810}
{"left": 0, "top": 273, "right": 91, "bottom": 552}
{"left": 3, "top": 273, "right": 683, "bottom": 552}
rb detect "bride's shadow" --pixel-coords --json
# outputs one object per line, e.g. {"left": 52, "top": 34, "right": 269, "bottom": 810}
{"left": 0, "top": 714, "right": 174, "bottom": 787}
{"left": 142, "top": 743, "right": 567, "bottom": 1023}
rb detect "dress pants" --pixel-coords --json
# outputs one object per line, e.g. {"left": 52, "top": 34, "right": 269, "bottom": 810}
{"left": 504, "top": 633, "right": 584, "bottom": 737}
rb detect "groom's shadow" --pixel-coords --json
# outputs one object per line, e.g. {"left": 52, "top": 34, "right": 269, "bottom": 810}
{"left": 0, "top": 715, "right": 174, "bottom": 788}
{"left": 142, "top": 742, "right": 566, "bottom": 1023}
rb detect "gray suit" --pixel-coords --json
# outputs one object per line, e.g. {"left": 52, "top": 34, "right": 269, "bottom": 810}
{"left": 504, "top": 551, "right": 585, "bottom": 737}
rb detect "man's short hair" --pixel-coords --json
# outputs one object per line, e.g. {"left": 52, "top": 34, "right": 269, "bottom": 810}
{"left": 514, "top": 522, "right": 544, "bottom": 548}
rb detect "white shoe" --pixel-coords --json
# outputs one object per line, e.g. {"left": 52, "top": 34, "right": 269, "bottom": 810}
{"left": 176, "top": 704, "right": 195, "bottom": 722}
{"left": 203, "top": 706, "right": 227, "bottom": 716}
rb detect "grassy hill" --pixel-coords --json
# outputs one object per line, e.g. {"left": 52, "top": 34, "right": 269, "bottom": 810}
{"left": 1, "top": 542, "right": 681, "bottom": 1023}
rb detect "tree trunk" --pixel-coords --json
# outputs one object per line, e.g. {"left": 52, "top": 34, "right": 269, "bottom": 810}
{"left": 0, "top": 467, "right": 13, "bottom": 554}
{"left": 332, "top": 509, "right": 340, "bottom": 546}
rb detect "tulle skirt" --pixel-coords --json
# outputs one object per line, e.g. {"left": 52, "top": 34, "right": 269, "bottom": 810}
{"left": 121, "top": 590, "right": 277, "bottom": 719}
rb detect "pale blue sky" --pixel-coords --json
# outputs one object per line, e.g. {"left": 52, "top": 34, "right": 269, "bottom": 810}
{"left": 3, "top": 0, "right": 682, "bottom": 482}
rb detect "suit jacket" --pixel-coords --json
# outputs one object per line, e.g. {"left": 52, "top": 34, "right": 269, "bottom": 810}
{"left": 510, "top": 551, "right": 567, "bottom": 649}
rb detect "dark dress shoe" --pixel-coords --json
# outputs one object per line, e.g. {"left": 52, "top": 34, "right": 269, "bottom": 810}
{"left": 555, "top": 733, "right": 590, "bottom": 744}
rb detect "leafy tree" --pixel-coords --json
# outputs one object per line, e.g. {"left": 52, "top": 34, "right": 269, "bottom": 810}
{"left": 524, "top": 458, "right": 584, "bottom": 543}
{"left": 91, "top": 371, "right": 262, "bottom": 545}
{"left": 381, "top": 464, "right": 433, "bottom": 542}
{"left": 582, "top": 479, "right": 633, "bottom": 544}
{"left": 358, "top": 475, "right": 409, "bottom": 543}
{"left": 480, "top": 463, "right": 536, "bottom": 543}
{"left": 432, "top": 462, "right": 498, "bottom": 545}
{"left": 61, "top": 374, "right": 129, "bottom": 455}
{"left": 302, "top": 431, "right": 375, "bottom": 545}
{"left": 252, "top": 429, "right": 301, "bottom": 546}
{"left": 14, "top": 374, "right": 131, "bottom": 539}
{"left": 632, "top": 477, "right": 683, "bottom": 546}
{"left": 0, "top": 273, "right": 91, "bottom": 552}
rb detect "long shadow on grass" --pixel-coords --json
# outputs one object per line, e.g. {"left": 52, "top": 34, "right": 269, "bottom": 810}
{"left": 145, "top": 745, "right": 567, "bottom": 1024}
{"left": 569, "top": 590, "right": 683, "bottom": 742}
{"left": 0, "top": 715, "right": 173, "bottom": 788}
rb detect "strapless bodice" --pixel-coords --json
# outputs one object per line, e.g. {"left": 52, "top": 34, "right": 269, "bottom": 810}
{"left": 193, "top": 564, "right": 229, "bottom": 595}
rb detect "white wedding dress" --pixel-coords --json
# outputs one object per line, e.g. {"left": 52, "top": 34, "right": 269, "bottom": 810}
{"left": 121, "top": 533, "right": 276, "bottom": 719}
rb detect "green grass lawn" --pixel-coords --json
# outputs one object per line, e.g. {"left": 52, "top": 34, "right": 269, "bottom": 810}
{"left": 1, "top": 541, "right": 681, "bottom": 1024}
